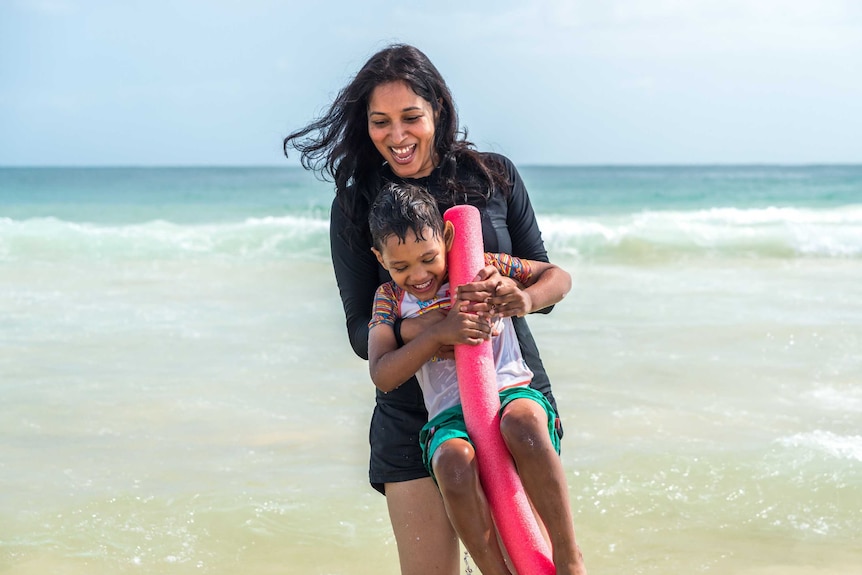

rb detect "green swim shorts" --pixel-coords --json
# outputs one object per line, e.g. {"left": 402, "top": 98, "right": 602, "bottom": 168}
{"left": 418, "top": 386, "right": 562, "bottom": 479}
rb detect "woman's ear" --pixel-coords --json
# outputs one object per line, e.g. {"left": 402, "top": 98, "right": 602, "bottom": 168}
{"left": 434, "top": 98, "right": 444, "bottom": 123}
{"left": 443, "top": 221, "right": 455, "bottom": 252}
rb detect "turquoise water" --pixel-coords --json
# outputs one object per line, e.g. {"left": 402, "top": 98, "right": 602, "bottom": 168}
{"left": 521, "top": 165, "right": 859, "bottom": 214}
{"left": 1, "top": 166, "right": 861, "bottom": 574}
{"left": 3, "top": 164, "right": 858, "bottom": 218}
{"left": 2, "top": 165, "right": 861, "bottom": 263}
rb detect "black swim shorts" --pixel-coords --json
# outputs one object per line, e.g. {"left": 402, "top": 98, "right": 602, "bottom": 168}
{"left": 368, "top": 378, "right": 430, "bottom": 495}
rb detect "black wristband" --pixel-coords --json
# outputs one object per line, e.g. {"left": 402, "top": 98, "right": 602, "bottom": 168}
{"left": 393, "top": 317, "right": 405, "bottom": 348}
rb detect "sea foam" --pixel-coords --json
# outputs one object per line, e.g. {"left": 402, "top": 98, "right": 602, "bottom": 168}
{"left": 0, "top": 215, "right": 331, "bottom": 262}
{"left": 778, "top": 430, "right": 862, "bottom": 462}
{"left": 538, "top": 205, "right": 862, "bottom": 260}
{"left": 2, "top": 204, "right": 860, "bottom": 264}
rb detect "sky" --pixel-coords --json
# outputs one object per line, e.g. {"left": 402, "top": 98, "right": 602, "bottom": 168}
{"left": 1, "top": 0, "right": 861, "bottom": 166}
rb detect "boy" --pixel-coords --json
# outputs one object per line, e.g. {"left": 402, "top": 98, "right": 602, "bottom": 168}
{"left": 367, "top": 183, "right": 587, "bottom": 575}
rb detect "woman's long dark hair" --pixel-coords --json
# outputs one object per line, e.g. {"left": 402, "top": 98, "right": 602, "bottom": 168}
{"left": 283, "top": 43, "right": 509, "bottom": 246}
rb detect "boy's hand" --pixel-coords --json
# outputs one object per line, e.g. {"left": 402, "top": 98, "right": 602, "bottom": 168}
{"left": 400, "top": 311, "right": 456, "bottom": 359}
{"left": 432, "top": 300, "right": 492, "bottom": 347}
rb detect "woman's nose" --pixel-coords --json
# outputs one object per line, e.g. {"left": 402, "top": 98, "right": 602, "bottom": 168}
{"left": 390, "top": 122, "right": 406, "bottom": 143}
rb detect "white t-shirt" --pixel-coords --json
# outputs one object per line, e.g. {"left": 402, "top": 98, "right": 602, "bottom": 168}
{"left": 369, "top": 253, "right": 534, "bottom": 419}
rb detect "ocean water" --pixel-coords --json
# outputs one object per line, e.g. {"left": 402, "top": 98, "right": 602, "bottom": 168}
{"left": 1, "top": 165, "right": 860, "bottom": 575}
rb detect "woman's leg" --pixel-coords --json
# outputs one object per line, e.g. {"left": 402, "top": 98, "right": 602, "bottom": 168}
{"left": 500, "top": 398, "right": 587, "bottom": 575}
{"left": 432, "top": 439, "right": 512, "bottom": 575}
{"left": 385, "top": 477, "right": 460, "bottom": 575}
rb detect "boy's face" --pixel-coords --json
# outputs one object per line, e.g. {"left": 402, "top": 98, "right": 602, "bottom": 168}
{"left": 372, "top": 224, "right": 453, "bottom": 302}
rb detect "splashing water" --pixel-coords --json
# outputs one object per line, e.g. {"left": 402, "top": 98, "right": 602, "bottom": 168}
{"left": 463, "top": 551, "right": 474, "bottom": 574}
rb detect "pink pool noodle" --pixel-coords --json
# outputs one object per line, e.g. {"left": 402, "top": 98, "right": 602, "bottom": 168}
{"left": 443, "top": 205, "right": 554, "bottom": 575}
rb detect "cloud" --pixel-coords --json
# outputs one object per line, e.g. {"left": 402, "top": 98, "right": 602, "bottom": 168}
{"left": 2, "top": 0, "right": 861, "bottom": 165}
{"left": 465, "top": 0, "right": 862, "bottom": 59}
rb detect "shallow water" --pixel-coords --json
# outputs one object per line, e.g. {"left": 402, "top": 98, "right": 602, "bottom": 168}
{"left": 1, "top": 166, "right": 860, "bottom": 574}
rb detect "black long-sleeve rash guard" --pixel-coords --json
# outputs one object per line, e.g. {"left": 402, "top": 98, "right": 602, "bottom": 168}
{"left": 329, "top": 153, "right": 557, "bottom": 412}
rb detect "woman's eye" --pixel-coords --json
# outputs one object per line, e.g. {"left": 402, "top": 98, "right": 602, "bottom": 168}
{"left": 404, "top": 116, "right": 421, "bottom": 123}
{"left": 371, "top": 120, "right": 387, "bottom": 127}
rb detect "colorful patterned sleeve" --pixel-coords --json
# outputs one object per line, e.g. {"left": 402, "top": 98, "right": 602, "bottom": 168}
{"left": 368, "top": 282, "right": 400, "bottom": 329}
{"left": 484, "top": 252, "right": 533, "bottom": 285}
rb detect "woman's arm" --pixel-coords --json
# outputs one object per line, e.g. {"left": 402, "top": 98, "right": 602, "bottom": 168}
{"left": 329, "top": 197, "right": 380, "bottom": 360}
{"left": 456, "top": 257, "right": 571, "bottom": 319}
{"left": 487, "top": 259, "right": 571, "bottom": 318}
{"left": 497, "top": 154, "right": 556, "bottom": 315}
{"left": 496, "top": 154, "right": 549, "bottom": 264}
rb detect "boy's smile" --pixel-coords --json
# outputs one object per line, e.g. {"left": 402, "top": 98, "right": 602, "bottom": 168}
{"left": 372, "top": 226, "right": 449, "bottom": 302}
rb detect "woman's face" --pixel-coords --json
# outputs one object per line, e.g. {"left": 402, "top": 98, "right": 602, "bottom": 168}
{"left": 367, "top": 81, "right": 438, "bottom": 179}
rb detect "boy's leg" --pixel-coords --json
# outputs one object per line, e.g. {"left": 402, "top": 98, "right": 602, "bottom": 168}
{"left": 431, "top": 438, "right": 512, "bottom": 575}
{"left": 500, "top": 396, "right": 587, "bottom": 575}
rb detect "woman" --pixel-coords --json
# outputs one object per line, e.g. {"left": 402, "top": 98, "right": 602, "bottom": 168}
{"left": 284, "top": 44, "right": 563, "bottom": 575}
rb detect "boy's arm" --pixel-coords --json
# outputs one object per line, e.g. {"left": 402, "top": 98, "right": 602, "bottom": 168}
{"left": 368, "top": 322, "right": 445, "bottom": 393}
{"left": 369, "top": 304, "right": 493, "bottom": 393}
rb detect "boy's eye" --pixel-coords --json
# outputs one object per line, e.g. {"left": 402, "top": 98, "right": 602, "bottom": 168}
{"left": 393, "top": 266, "right": 407, "bottom": 273}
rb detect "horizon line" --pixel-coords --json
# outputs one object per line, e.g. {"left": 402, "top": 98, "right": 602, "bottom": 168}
{"left": 2, "top": 162, "right": 861, "bottom": 169}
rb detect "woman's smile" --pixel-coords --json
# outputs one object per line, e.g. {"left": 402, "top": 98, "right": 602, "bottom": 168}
{"left": 367, "top": 81, "right": 438, "bottom": 179}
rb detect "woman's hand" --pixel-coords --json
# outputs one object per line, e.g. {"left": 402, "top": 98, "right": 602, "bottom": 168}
{"left": 456, "top": 265, "right": 533, "bottom": 319}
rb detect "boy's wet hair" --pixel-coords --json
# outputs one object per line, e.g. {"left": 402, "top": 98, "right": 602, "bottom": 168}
{"left": 369, "top": 182, "right": 445, "bottom": 251}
